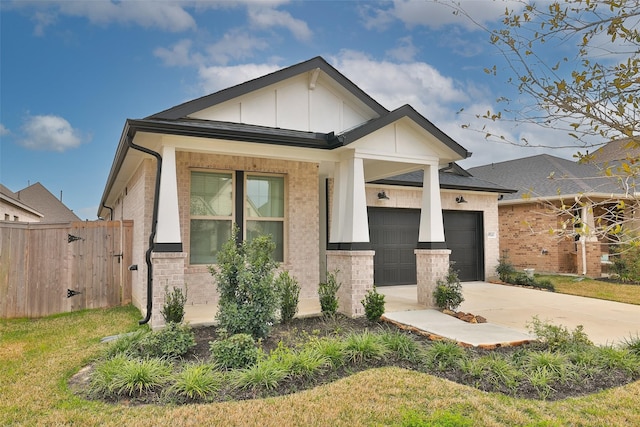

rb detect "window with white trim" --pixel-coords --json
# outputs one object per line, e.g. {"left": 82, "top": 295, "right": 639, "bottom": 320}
{"left": 189, "top": 170, "right": 285, "bottom": 264}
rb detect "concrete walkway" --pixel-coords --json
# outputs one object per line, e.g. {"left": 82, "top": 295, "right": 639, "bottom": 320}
{"left": 184, "top": 281, "right": 640, "bottom": 347}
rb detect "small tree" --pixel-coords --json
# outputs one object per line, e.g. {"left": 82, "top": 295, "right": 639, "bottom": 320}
{"left": 361, "top": 287, "right": 385, "bottom": 322}
{"left": 433, "top": 266, "right": 464, "bottom": 312}
{"left": 496, "top": 251, "right": 516, "bottom": 283}
{"left": 209, "top": 225, "right": 279, "bottom": 339}
{"left": 318, "top": 270, "right": 340, "bottom": 317}
{"left": 276, "top": 270, "right": 301, "bottom": 323}
{"left": 160, "top": 285, "right": 187, "bottom": 324}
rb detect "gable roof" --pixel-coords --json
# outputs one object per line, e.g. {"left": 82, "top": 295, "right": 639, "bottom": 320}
{"left": 13, "top": 182, "right": 80, "bottom": 222}
{"left": 148, "top": 56, "right": 389, "bottom": 120}
{"left": 467, "top": 154, "right": 625, "bottom": 202}
{"left": 336, "top": 104, "right": 470, "bottom": 159}
{"left": 373, "top": 163, "right": 515, "bottom": 193}
{"left": 0, "top": 184, "right": 44, "bottom": 218}
{"left": 591, "top": 137, "right": 640, "bottom": 163}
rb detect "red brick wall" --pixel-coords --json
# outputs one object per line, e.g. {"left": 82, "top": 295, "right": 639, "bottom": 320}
{"left": 499, "top": 203, "right": 577, "bottom": 274}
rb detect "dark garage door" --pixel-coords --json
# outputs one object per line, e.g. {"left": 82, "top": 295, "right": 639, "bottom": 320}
{"left": 443, "top": 210, "right": 484, "bottom": 281}
{"left": 368, "top": 208, "right": 484, "bottom": 285}
{"left": 368, "top": 208, "right": 419, "bottom": 286}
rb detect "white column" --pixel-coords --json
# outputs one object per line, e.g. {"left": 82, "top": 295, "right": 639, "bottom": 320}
{"left": 418, "top": 164, "right": 445, "bottom": 243}
{"left": 156, "top": 145, "right": 182, "bottom": 245}
{"left": 329, "top": 153, "right": 369, "bottom": 244}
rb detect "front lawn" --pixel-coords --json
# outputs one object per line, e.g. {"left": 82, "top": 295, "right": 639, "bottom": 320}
{"left": 538, "top": 274, "right": 640, "bottom": 305}
{"left": 3, "top": 306, "right": 640, "bottom": 426}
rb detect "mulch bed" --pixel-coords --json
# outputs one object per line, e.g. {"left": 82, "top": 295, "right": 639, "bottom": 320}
{"left": 70, "top": 314, "right": 640, "bottom": 405}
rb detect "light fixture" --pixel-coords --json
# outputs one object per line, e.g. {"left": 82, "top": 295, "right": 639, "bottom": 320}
{"left": 456, "top": 196, "right": 467, "bottom": 204}
{"left": 377, "top": 191, "right": 389, "bottom": 200}
{"left": 498, "top": 194, "right": 504, "bottom": 201}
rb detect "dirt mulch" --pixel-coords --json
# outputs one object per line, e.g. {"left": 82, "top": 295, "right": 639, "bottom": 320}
{"left": 71, "top": 314, "right": 639, "bottom": 405}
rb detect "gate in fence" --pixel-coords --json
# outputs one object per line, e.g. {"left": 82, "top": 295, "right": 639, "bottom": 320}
{"left": 0, "top": 220, "right": 133, "bottom": 318}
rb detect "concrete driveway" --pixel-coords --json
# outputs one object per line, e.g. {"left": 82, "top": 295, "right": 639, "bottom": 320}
{"left": 458, "top": 281, "right": 640, "bottom": 346}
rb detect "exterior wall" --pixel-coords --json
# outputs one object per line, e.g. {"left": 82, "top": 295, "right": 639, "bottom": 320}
{"left": 365, "top": 185, "right": 500, "bottom": 280}
{"left": 175, "top": 151, "right": 320, "bottom": 306}
{"left": 499, "top": 202, "right": 580, "bottom": 275}
{"left": 0, "top": 202, "right": 41, "bottom": 222}
{"left": 112, "top": 159, "right": 156, "bottom": 315}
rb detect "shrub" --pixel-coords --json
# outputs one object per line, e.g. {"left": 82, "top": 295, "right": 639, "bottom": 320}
{"left": 210, "top": 333, "right": 259, "bottom": 370}
{"left": 160, "top": 285, "right": 187, "bottom": 324}
{"left": 211, "top": 226, "right": 280, "bottom": 339}
{"left": 527, "top": 317, "right": 593, "bottom": 351}
{"left": 496, "top": 251, "right": 516, "bottom": 282}
{"left": 361, "top": 287, "right": 386, "bottom": 322}
{"left": 168, "top": 362, "right": 223, "bottom": 402}
{"left": 433, "top": 266, "right": 464, "bottom": 311}
{"left": 276, "top": 271, "right": 300, "bottom": 323}
{"left": 138, "top": 322, "right": 196, "bottom": 358}
{"left": 318, "top": 270, "right": 341, "bottom": 317}
{"left": 623, "top": 335, "right": 640, "bottom": 355}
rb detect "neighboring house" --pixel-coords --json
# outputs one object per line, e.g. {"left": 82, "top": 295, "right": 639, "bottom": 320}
{"left": 0, "top": 182, "right": 80, "bottom": 223}
{"left": 468, "top": 153, "right": 639, "bottom": 278}
{"left": 98, "top": 56, "right": 510, "bottom": 328}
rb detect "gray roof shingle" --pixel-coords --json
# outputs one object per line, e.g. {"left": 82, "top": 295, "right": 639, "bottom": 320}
{"left": 467, "top": 154, "right": 625, "bottom": 201}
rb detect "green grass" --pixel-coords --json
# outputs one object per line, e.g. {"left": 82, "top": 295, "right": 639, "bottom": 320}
{"left": 538, "top": 274, "right": 640, "bottom": 305}
{"left": 2, "top": 306, "right": 640, "bottom": 426}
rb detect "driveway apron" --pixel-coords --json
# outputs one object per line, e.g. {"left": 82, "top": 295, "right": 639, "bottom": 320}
{"left": 458, "top": 281, "right": 640, "bottom": 346}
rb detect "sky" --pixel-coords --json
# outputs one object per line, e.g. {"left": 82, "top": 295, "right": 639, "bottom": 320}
{"left": 0, "top": 0, "right": 585, "bottom": 220}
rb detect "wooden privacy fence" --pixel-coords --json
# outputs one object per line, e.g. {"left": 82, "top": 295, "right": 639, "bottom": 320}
{"left": 0, "top": 220, "right": 132, "bottom": 318}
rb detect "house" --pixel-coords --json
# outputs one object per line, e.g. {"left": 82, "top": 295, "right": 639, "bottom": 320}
{"left": 468, "top": 153, "right": 640, "bottom": 278}
{"left": 0, "top": 182, "right": 80, "bottom": 223}
{"left": 98, "top": 56, "right": 510, "bottom": 328}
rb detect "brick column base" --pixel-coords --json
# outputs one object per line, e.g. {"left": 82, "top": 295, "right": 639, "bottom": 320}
{"left": 576, "top": 240, "right": 602, "bottom": 278}
{"left": 150, "top": 252, "right": 187, "bottom": 329}
{"left": 326, "top": 250, "right": 375, "bottom": 318}
{"left": 415, "top": 249, "right": 451, "bottom": 307}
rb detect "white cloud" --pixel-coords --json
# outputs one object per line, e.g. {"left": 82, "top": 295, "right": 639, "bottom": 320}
{"left": 330, "top": 50, "right": 468, "bottom": 122}
{"left": 154, "top": 39, "right": 203, "bottom": 67}
{"left": 205, "top": 29, "right": 270, "bottom": 65}
{"left": 0, "top": 124, "right": 10, "bottom": 136}
{"left": 22, "top": 0, "right": 197, "bottom": 34}
{"left": 386, "top": 36, "right": 418, "bottom": 62}
{"left": 198, "top": 63, "right": 282, "bottom": 94}
{"left": 19, "top": 115, "right": 87, "bottom": 152}
{"left": 362, "top": 0, "right": 524, "bottom": 31}
{"left": 247, "top": 5, "right": 312, "bottom": 41}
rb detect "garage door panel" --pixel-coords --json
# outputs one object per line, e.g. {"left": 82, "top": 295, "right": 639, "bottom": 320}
{"left": 443, "top": 210, "right": 484, "bottom": 282}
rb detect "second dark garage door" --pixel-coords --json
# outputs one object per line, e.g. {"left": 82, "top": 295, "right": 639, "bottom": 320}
{"left": 368, "top": 208, "right": 484, "bottom": 285}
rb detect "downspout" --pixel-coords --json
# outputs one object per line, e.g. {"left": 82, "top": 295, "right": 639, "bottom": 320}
{"left": 126, "top": 136, "right": 162, "bottom": 325}
{"left": 102, "top": 205, "right": 114, "bottom": 221}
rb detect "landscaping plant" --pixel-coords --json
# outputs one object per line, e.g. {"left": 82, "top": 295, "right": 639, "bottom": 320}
{"left": 210, "top": 225, "right": 280, "bottom": 339}
{"left": 137, "top": 321, "right": 196, "bottom": 358}
{"left": 361, "top": 286, "right": 385, "bottom": 322}
{"left": 160, "top": 285, "right": 187, "bottom": 324}
{"left": 318, "top": 270, "right": 341, "bottom": 317}
{"left": 496, "top": 250, "right": 516, "bottom": 282}
{"left": 433, "top": 266, "right": 464, "bottom": 311}
{"left": 276, "top": 270, "right": 301, "bottom": 323}
{"left": 210, "top": 333, "right": 260, "bottom": 370}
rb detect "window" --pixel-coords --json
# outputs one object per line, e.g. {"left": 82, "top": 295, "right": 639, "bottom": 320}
{"left": 189, "top": 171, "right": 285, "bottom": 264}
{"left": 189, "top": 171, "right": 233, "bottom": 264}
{"left": 246, "top": 175, "right": 285, "bottom": 261}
